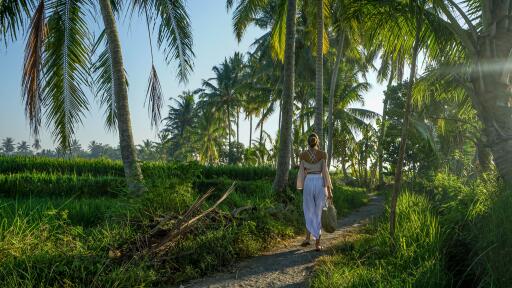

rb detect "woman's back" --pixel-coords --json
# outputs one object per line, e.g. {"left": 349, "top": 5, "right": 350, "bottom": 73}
{"left": 300, "top": 149, "right": 327, "bottom": 173}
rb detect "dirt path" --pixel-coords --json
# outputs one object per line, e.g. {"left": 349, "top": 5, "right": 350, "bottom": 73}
{"left": 181, "top": 195, "right": 385, "bottom": 288}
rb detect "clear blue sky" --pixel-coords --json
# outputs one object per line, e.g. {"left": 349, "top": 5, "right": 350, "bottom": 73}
{"left": 0, "top": 0, "right": 385, "bottom": 149}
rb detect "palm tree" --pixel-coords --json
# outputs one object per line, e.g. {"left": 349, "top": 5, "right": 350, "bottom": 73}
{"left": 2, "top": 0, "right": 194, "bottom": 193}
{"left": 359, "top": 0, "right": 449, "bottom": 239}
{"left": 426, "top": 1, "right": 512, "bottom": 188}
{"left": 70, "top": 139, "right": 82, "bottom": 157}
{"left": 200, "top": 55, "right": 243, "bottom": 163}
{"left": 98, "top": 0, "right": 144, "bottom": 192}
{"left": 17, "top": 141, "right": 32, "bottom": 155}
{"left": 326, "top": 32, "right": 345, "bottom": 167}
{"left": 314, "top": 0, "right": 325, "bottom": 146}
{"left": 376, "top": 50, "right": 405, "bottom": 187}
{"left": 162, "top": 90, "right": 198, "bottom": 158}
{"left": 194, "top": 111, "right": 226, "bottom": 164}
{"left": 386, "top": 2, "right": 423, "bottom": 240}
{"left": 88, "top": 141, "right": 105, "bottom": 158}
{"left": 32, "top": 138, "right": 42, "bottom": 152}
{"left": 273, "top": 0, "right": 297, "bottom": 192}
{"left": 137, "top": 139, "right": 156, "bottom": 161}
{"left": 1, "top": 137, "right": 15, "bottom": 155}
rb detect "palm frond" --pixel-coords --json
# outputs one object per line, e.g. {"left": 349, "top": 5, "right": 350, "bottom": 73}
{"left": 152, "top": 0, "right": 194, "bottom": 83}
{"left": 22, "top": 0, "right": 46, "bottom": 136}
{"left": 269, "top": 0, "right": 287, "bottom": 61}
{"left": 231, "top": 0, "right": 268, "bottom": 41}
{"left": 43, "top": 0, "right": 90, "bottom": 150}
{"left": 0, "top": 0, "right": 32, "bottom": 43}
{"left": 91, "top": 30, "right": 128, "bottom": 131}
{"left": 146, "top": 64, "right": 163, "bottom": 129}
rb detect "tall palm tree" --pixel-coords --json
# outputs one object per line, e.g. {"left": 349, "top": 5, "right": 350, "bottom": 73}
{"left": 273, "top": 0, "right": 297, "bottom": 192}
{"left": 326, "top": 32, "right": 345, "bottom": 167}
{"left": 1, "top": 137, "right": 15, "bottom": 155}
{"left": 194, "top": 111, "right": 226, "bottom": 164}
{"left": 137, "top": 139, "right": 156, "bottom": 161}
{"left": 32, "top": 138, "right": 42, "bottom": 152}
{"left": 2, "top": 0, "right": 194, "bottom": 193}
{"left": 428, "top": 0, "right": 512, "bottom": 188}
{"left": 200, "top": 55, "right": 243, "bottom": 163}
{"left": 88, "top": 140, "right": 105, "bottom": 158}
{"left": 70, "top": 139, "right": 82, "bottom": 156}
{"left": 162, "top": 90, "right": 198, "bottom": 158}
{"left": 314, "top": 0, "right": 325, "bottom": 146}
{"left": 98, "top": 0, "right": 144, "bottom": 192}
{"left": 16, "top": 141, "right": 31, "bottom": 155}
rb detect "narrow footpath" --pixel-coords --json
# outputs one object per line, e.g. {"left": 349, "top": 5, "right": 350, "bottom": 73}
{"left": 182, "top": 195, "right": 385, "bottom": 288}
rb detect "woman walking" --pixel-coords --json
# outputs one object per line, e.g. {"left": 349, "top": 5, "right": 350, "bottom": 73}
{"left": 297, "top": 133, "right": 333, "bottom": 251}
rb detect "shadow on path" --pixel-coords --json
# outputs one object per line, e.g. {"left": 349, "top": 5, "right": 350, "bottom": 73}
{"left": 181, "top": 195, "right": 385, "bottom": 288}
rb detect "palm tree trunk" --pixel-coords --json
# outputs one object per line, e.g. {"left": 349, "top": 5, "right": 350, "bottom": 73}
{"left": 327, "top": 32, "right": 345, "bottom": 168}
{"left": 227, "top": 103, "right": 232, "bottom": 162}
{"left": 99, "top": 0, "right": 144, "bottom": 194}
{"left": 273, "top": 0, "right": 297, "bottom": 192}
{"left": 260, "top": 118, "right": 264, "bottom": 144}
{"left": 377, "top": 71, "right": 394, "bottom": 187}
{"left": 476, "top": 136, "right": 492, "bottom": 171}
{"left": 466, "top": 4, "right": 512, "bottom": 188}
{"left": 300, "top": 104, "right": 305, "bottom": 135}
{"left": 390, "top": 13, "right": 422, "bottom": 240}
{"left": 291, "top": 124, "right": 296, "bottom": 167}
{"left": 341, "top": 140, "right": 348, "bottom": 178}
{"left": 236, "top": 108, "right": 240, "bottom": 144}
{"left": 249, "top": 115, "right": 253, "bottom": 148}
{"left": 278, "top": 99, "right": 282, "bottom": 129}
{"left": 314, "top": 0, "right": 324, "bottom": 147}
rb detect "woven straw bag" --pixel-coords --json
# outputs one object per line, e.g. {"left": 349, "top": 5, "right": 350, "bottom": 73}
{"left": 321, "top": 199, "right": 337, "bottom": 233}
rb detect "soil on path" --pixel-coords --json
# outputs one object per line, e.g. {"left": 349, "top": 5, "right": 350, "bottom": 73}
{"left": 181, "top": 195, "right": 385, "bottom": 288}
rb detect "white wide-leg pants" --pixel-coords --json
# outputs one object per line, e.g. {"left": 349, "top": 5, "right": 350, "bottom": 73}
{"left": 303, "top": 174, "right": 325, "bottom": 240}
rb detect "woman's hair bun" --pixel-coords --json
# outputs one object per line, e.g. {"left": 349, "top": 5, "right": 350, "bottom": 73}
{"left": 308, "top": 133, "right": 319, "bottom": 148}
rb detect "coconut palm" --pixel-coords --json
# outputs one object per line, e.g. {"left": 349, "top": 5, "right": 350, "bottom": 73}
{"left": 162, "top": 90, "right": 199, "bottom": 159}
{"left": 32, "top": 138, "right": 42, "bottom": 152}
{"left": 194, "top": 111, "right": 226, "bottom": 164}
{"left": 70, "top": 139, "right": 83, "bottom": 157}
{"left": 2, "top": 0, "right": 194, "bottom": 193}
{"left": 422, "top": 0, "right": 512, "bottom": 188}
{"left": 357, "top": 0, "right": 455, "bottom": 239}
{"left": 200, "top": 55, "right": 243, "bottom": 163}
{"left": 272, "top": 0, "right": 298, "bottom": 192}
{"left": 1, "top": 137, "right": 15, "bottom": 155}
{"left": 16, "top": 141, "right": 31, "bottom": 155}
{"left": 88, "top": 141, "right": 105, "bottom": 158}
{"left": 137, "top": 139, "right": 156, "bottom": 161}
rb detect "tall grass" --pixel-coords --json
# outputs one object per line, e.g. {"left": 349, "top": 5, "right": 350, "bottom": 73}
{"left": 0, "top": 155, "right": 371, "bottom": 286}
{"left": 311, "top": 192, "right": 447, "bottom": 288}
{"left": 0, "top": 155, "right": 277, "bottom": 181}
{"left": 0, "top": 173, "right": 125, "bottom": 197}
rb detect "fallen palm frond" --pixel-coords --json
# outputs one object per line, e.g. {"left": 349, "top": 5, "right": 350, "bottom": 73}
{"left": 115, "top": 182, "right": 237, "bottom": 261}
{"left": 151, "top": 182, "right": 236, "bottom": 255}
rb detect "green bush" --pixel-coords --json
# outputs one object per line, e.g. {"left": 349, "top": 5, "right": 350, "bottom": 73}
{"left": 332, "top": 186, "right": 368, "bottom": 216}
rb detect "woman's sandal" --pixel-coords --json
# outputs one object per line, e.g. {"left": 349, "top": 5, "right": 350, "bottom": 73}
{"left": 315, "top": 245, "right": 323, "bottom": 252}
{"left": 301, "top": 240, "right": 311, "bottom": 247}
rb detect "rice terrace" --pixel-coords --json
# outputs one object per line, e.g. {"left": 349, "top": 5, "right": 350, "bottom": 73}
{"left": 0, "top": 0, "right": 511, "bottom": 287}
